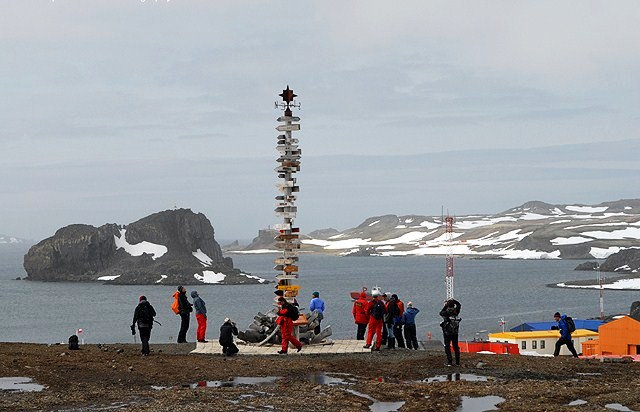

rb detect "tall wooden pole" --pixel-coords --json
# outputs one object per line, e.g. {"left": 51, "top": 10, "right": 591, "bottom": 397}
{"left": 273, "top": 86, "right": 302, "bottom": 303}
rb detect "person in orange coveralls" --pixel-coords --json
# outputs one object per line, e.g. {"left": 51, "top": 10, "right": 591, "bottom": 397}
{"left": 276, "top": 297, "right": 303, "bottom": 354}
{"left": 363, "top": 290, "right": 386, "bottom": 351}
{"left": 352, "top": 291, "right": 370, "bottom": 340}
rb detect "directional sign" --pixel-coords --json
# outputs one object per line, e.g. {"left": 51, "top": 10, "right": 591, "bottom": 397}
{"left": 277, "top": 116, "right": 301, "bottom": 122}
{"left": 276, "top": 124, "right": 301, "bottom": 132}
{"left": 277, "top": 284, "right": 301, "bottom": 291}
{"left": 274, "top": 257, "right": 298, "bottom": 265}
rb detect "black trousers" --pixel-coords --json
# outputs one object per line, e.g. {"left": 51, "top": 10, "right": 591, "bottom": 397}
{"left": 444, "top": 334, "right": 460, "bottom": 365}
{"left": 394, "top": 324, "right": 405, "bottom": 348}
{"left": 138, "top": 326, "right": 152, "bottom": 355}
{"left": 404, "top": 324, "right": 419, "bottom": 349}
{"left": 554, "top": 338, "right": 579, "bottom": 357}
{"left": 356, "top": 323, "right": 367, "bottom": 340}
{"left": 178, "top": 313, "right": 190, "bottom": 343}
{"left": 382, "top": 325, "right": 388, "bottom": 344}
{"left": 314, "top": 313, "right": 323, "bottom": 335}
{"left": 222, "top": 343, "right": 239, "bottom": 356}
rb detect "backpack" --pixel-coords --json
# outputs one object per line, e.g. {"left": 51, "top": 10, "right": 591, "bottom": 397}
{"left": 138, "top": 303, "right": 153, "bottom": 325}
{"left": 171, "top": 295, "right": 180, "bottom": 314}
{"left": 565, "top": 316, "right": 576, "bottom": 333}
{"left": 441, "top": 317, "right": 461, "bottom": 336}
{"left": 68, "top": 334, "right": 79, "bottom": 350}
{"left": 286, "top": 304, "right": 300, "bottom": 321}
{"left": 371, "top": 300, "right": 386, "bottom": 320}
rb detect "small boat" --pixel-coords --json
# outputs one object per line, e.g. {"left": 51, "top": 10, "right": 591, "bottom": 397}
{"left": 349, "top": 286, "right": 382, "bottom": 301}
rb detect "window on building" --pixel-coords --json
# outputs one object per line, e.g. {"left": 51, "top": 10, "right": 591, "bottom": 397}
{"left": 540, "top": 340, "right": 546, "bottom": 349}
{"left": 521, "top": 341, "right": 526, "bottom": 350}
{"left": 532, "top": 340, "right": 537, "bottom": 349}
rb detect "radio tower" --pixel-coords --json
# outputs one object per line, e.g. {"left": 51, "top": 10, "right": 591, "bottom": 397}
{"left": 273, "top": 86, "right": 302, "bottom": 304}
{"left": 445, "top": 215, "right": 455, "bottom": 300}
{"left": 598, "top": 265, "right": 604, "bottom": 320}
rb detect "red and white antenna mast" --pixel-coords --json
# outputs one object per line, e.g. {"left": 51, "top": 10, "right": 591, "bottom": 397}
{"left": 445, "top": 214, "right": 455, "bottom": 300}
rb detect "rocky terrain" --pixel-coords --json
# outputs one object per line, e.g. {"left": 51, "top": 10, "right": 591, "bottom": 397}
{"left": 1, "top": 342, "right": 639, "bottom": 411}
{"left": 234, "top": 199, "right": 640, "bottom": 264}
{"left": 23, "top": 209, "right": 267, "bottom": 285}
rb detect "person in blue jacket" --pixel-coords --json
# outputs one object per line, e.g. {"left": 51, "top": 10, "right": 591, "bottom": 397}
{"left": 309, "top": 291, "right": 325, "bottom": 335}
{"left": 553, "top": 311, "right": 579, "bottom": 357}
{"left": 402, "top": 302, "right": 420, "bottom": 350}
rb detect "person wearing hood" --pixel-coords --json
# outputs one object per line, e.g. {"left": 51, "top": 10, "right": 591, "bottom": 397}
{"left": 173, "top": 286, "right": 193, "bottom": 343}
{"left": 384, "top": 294, "right": 401, "bottom": 350}
{"left": 191, "top": 290, "right": 207, "bottom": 343}
{"left": 276, "top": 297, "right": 303, "bottom": 354}
{"left": 440, "top": 298, "right": 462, "bottom": 366}
{"left": 219, "top": 317, "right": 239, "bottom": 356}
{"left": 131, "top": 295, "right": 156, "bottom": 356}
{"left": 352, "top": 291, "right": 369, "bottom": 340}
{"left": 402, "top": 302, "right": 420, "bottom": 350}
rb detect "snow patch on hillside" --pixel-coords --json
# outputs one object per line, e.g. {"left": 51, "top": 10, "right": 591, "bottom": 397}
{"left": 114, "top": 229, "right": 167, "bottom": 260}
{"left": 566, "top": 205, "right": 609, "bottom": 213}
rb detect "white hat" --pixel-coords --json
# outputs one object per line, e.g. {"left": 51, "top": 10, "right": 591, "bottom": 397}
{"left": 224, "top": 317, "right": 230, "bottom": 323}
{"left": 372, "top": 290, "right": 380, "bottom": 297}
{"left": 407, "top": 302, "right": 413, "bottom": 308}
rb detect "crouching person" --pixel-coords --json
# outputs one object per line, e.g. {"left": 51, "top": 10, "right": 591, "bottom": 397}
{"left": 219, "top": 317, "right": 239, "bottom": 356}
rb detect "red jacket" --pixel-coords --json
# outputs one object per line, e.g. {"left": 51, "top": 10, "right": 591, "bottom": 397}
{"left": 352, "top": 292, "right": 370, "bottom": 325}
{"left": 276, "top": 305, "right": 294, "bottom": 327}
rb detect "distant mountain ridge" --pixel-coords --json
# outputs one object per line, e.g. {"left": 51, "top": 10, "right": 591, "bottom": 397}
{"left": 0, "top": 234, "right": 29, "bottom": 244}
{"left": 236, "top": 199, "right": 640, "bottom": 266}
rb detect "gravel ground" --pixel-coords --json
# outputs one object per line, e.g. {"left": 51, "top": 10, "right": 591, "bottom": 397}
{"left": 1, "top": 342, "right": 639, "bottom": 411}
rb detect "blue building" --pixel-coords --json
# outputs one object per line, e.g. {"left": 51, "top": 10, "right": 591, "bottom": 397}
{"left": 510, "top": 319, "right": 604, "bottom": 332}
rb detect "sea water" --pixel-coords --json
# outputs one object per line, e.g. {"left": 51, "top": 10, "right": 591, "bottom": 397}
{"left": 1, "top": 244, "right": 637, "bottom": 344}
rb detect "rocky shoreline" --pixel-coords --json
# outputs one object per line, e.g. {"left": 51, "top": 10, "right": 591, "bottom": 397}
{"left": 1, "top": 342, "right": 639, "bottom": 411}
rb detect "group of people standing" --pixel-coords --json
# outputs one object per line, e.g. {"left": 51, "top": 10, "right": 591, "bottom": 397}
{"left": 353, "top": 291, "right": 421, "bottom": 351}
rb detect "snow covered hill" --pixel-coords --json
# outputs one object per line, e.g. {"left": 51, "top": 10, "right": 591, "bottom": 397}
{"left": 238, "top": 199, "right": 640, "bottom": 261}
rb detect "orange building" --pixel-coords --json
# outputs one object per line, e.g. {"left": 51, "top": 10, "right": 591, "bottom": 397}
{"left": 582, "top": 316, "right": 640, "bottom": 356}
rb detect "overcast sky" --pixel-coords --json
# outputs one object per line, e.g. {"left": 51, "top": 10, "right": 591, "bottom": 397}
{"left": 1, "top": 1, "right": 639, "bottom": 242}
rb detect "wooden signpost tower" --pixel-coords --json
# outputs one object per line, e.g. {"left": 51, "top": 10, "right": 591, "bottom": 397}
{"left": 273, "top": 86, "right": 302, "bottom": 303}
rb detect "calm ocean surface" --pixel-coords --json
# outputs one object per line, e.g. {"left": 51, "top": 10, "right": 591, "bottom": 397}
{"left": 1, "top": 244, "right": 638, "bottom": 344}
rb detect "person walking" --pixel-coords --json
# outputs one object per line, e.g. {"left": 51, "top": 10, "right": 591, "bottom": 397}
{"left": 553, "top": 311, "right": 579, "bottom": 358}
{"left": 385, "top": 294, "right": 402, "bottom": 349}
{"left": 392, "top": 294, "right": 406, "bottom": 349}
{"left": 352, "top": 291, "right": 369, "bottom": 340}
{"left": 174, "top": 286, "right": 193, "bottom": 343}
{"left": 276, "top": 297, "right": 303, "bottom": 354}
{"left": 131, "top": 295, "right": 156, "bottom": 356}
{"left": 402, "top": 301, "right": 420, "bottom": 350}
{"left": 219, "top": 317, "right": 239, "bottom": 356}
{"left": 191, "top": 290, "right": 208, "bottom": 343}
{"left": 440, "top": 298, "right": 462, "bottom": 366}
{"left": 309, "top": 291, "right": 325, "bottom": 335}
{"left": 363, "top": 291, "right": 386, "bottom": 351}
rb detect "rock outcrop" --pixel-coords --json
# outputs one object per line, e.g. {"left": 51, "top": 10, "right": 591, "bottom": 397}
{"left": 596, "top": 249, "right": 640, "bottom": 274}
{"left": 23, "top": 209, "right": 267, "bottom": 285}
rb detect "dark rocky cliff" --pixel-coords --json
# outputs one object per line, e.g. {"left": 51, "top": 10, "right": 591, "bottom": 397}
{"left": 24, "top": 209, "right": 265, "bottom": 285}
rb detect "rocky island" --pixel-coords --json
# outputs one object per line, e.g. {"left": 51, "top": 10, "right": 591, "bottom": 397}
{"left": 23, "top": 209, "right": 268, "bottom": 285}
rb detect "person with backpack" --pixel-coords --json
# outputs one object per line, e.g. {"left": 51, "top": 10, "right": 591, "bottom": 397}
{"left": 191, "top": 290, "right": 208, "bottom": 343}
{"left": 131, "top": 295, "right": 157, "bottom": 356}
{"left": 219, "top": 317, "right": 239, "bottom": 356}
{"left": 173, "top": 286, "right": 193, "bottom": 343}
{"left": 309, "top": 291, "right": 325, "bottom": 335}
{"left": 352, "top": 291, "right": 369, "bottom": 340}
{"left": 553, "top": 311, "right": 579, "bottom": 358}
{"left": 402, "top": 301, "right": 420, "bottom": 350}
{"left": 275, "top": 297, "right": 302, "bottom": 354}
{"left": 440, "top": 298, "right": 461, "bottom": 366}
{"left": 363, "top": 291, "right": 386, "bottom": 351}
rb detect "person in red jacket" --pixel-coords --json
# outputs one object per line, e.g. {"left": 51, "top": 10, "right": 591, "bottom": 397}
{"left": 363, "top": 291, "right": 386, "bottom": 351}
{"left": 276, "top": 297, "right": 303, "bottom": 354}
{"left": 352, "top": 291, "right": 369, "bottom": 340}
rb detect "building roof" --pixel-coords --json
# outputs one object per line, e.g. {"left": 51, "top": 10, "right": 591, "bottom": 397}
{"left": 510, "top": 320, "right": 603, "bottom": 332}
{"left": 489, "top": 329, "right": 599, "bottom": 340}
